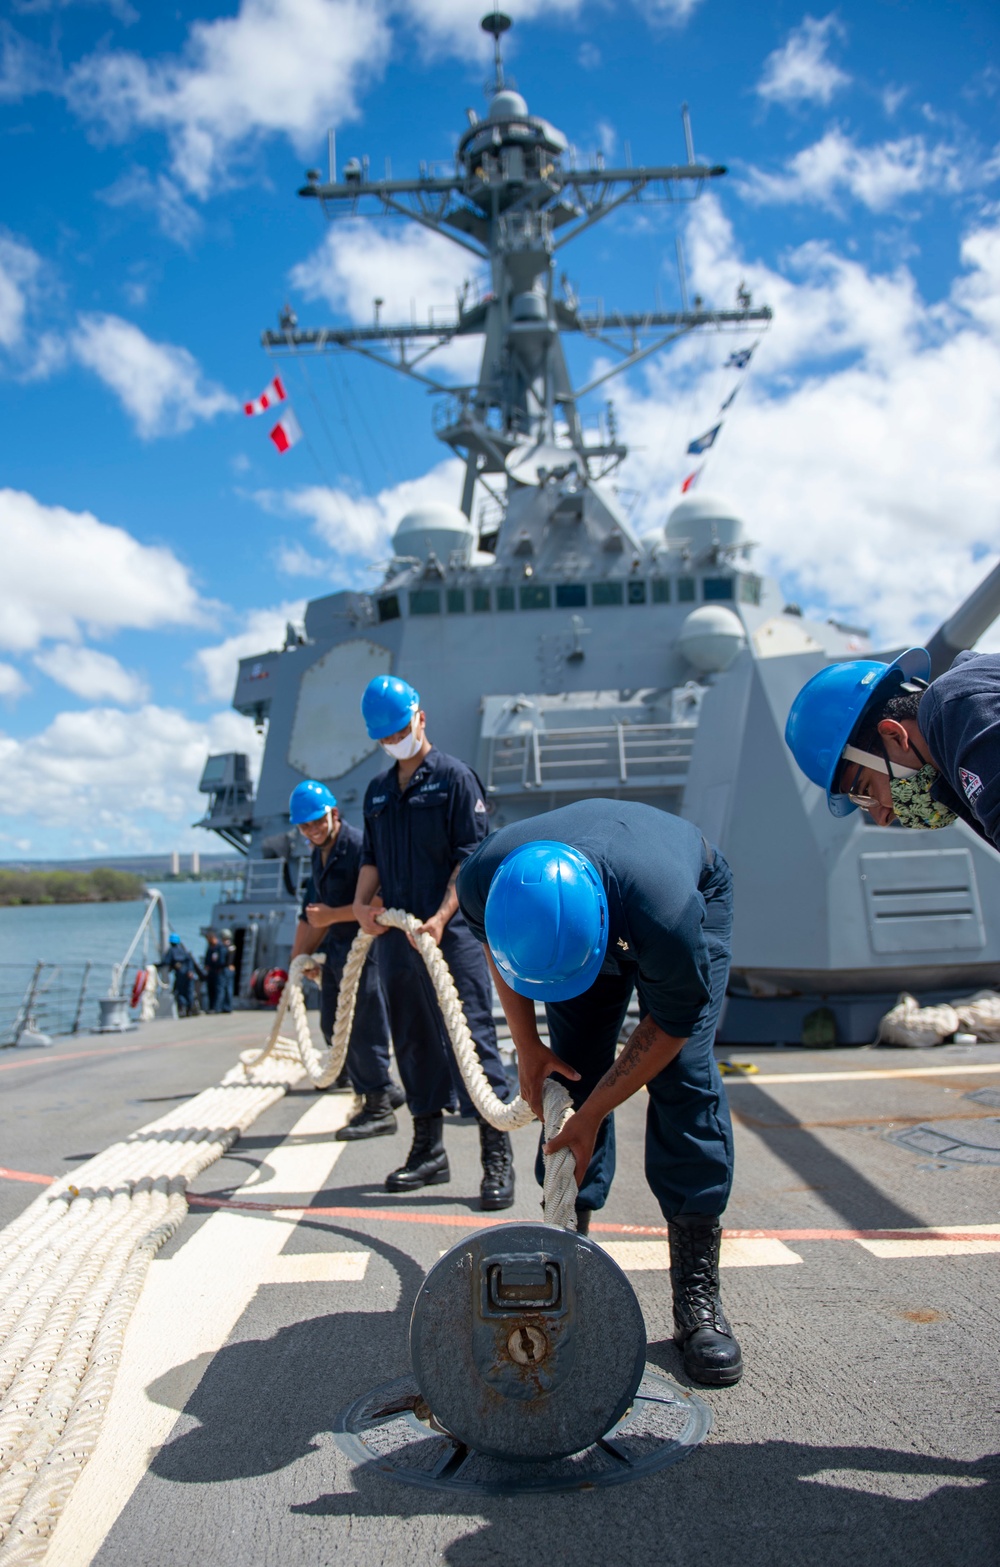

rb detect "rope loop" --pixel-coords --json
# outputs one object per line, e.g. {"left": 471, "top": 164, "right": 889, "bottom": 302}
{"left": 250, "top": 910, "right": 579, "bottom": 1228}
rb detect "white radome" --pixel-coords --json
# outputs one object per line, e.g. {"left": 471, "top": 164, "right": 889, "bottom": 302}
{"left": 393, "top": 503, "right": 474, "bottom": 565}
{"left": 678, "top": 605, "right": 747, "bottom": 674}
{"left": 665, "top": 493, "right": 746, "bottom": 554}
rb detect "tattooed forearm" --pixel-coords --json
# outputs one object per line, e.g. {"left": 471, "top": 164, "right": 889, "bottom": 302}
{"left": 576, "top": 1014, "right": 687, "bottom": 1125}
{"left": 601, "top": 1015, "right": 664, "bottom": 1092}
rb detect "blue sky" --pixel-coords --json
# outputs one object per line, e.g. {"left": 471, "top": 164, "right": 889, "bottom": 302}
{"left": 0, "top": 0, "right": 998, "bottom": 857}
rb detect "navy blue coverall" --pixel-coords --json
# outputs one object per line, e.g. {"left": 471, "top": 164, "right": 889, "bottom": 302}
{"left": 302, "top": 820, "right": 392, "bottom": 1096}
{"left": 203, "top": 940, "right": 229, "bottom": 1013}
{"left": 457, "top": 800, "right": 735, "bottom": 1220}
{"left": 918, "top": 651, "right": 1000, "bottom": 850}
{"left": 361, "top": 748, "right": 510, "bottom": 1118}
{"left": 158, "top": 944, "right": 202, "bottom": 1018}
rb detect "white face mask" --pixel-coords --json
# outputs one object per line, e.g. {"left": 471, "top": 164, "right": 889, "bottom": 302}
{"left": 382, "top": 722, "right": 423, "bottom": 760}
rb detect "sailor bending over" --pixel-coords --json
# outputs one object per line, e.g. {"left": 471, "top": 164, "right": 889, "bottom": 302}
{"left": 786, "top": 647, "right": 1000, "bottom": 846}
{"left": 288, "top": 780, "right": 403, "bottom": 1141}
{"left": 457, "top": 799, "right": 742, "bottom": 1387}
{"left": 353, "top": 676, "right": 515, "bottom": 1211}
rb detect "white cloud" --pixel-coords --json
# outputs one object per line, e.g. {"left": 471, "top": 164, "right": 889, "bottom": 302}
{"left": 0, "top": 705, "right": 262, "bottom": 839}
{"left": 0, "top": 231, "right": 64, "bottom": 378}
{"left": 259, "top": 458, "right": 465, "bottom": 583}
{"left": 742, "top": 128, "right": 972, "bottom": 211}
{"left": 66, "top": 0, "right": 388, "bottom": 198}
{"left": 292, "top": 220, "right": 480, "bottom": 327}
{"left": 0, "top": 664, "right": 28, "bottom": 701}
{"left": 0, "top": 487, "right": 206, "bottom": 653}
{"left": 405, "top": 0, "right": 699, "bottom": 53}
{"left": 0, "top": 22, "right": 52, "bottom": 102}
{"left": 756, "top": 14, "right": 849, "bottom": 108}
{"left": 71, "top": 313, "right": 237, "bottom": 437}
{"left": 0, "top": 232, "right": 40, "bottom": 350}
{"left": 613, "top": 199, "right": 1000, "bottom": 652}
{"left": 98, "top": 167, "right": 202, "bottom": 247}
{"left": 290, "top": 221, "right": 484, "bottom": 381}
{"left": 34, "top": 643, "right": 149, "bottom": 704}
{"left": 193, "top": 601, "right": 306, "bottom": 703}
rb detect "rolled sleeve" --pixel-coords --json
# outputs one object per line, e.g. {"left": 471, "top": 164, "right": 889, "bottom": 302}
{"left": 632, "top": 900, "right": 712, "bottom": 1039}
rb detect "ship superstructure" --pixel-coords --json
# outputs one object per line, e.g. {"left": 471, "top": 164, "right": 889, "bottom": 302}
{"left": 200, "top": 14, "right": 1000, "bottom": 1043}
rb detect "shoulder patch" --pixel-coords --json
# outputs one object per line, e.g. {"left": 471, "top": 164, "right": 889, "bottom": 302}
{"left": 959, "top": 767, "right": 984, "bottom": 804}
{"left": 474, "top": 798, "right": 487, "bottom": 813}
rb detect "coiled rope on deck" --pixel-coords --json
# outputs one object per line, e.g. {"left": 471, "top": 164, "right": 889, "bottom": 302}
{"left": 0, "top": 1052, "right": 303, "bottom": 1566}
{"left": 251, "top": 908, "right": 580, "bottom": 1230}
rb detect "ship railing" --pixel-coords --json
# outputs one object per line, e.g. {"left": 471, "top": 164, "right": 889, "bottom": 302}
{"left": 0, "top": 961, "right": 104, "bottom": 1046}
{"left": 239, "top": 858, "right": 310, "bottom": 904}
{"left": 484, "top": 721, "right": 695, "bottom": 795}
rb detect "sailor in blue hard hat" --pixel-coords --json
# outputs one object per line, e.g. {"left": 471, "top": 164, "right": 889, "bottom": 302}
{"left": 158, "top": 932, "right": 203, "bottom": 1018}
{"left": 457, "top": 799, "right": 742, "bottom": 1388}
{"left": 288, "top": 780, "right": 403, "bottom": 1138}
{"left": 354, "top": 675, "right": 515, "bottom": 1210}
{"left": 785, "top": 645, "right": 1000, "bottom": 847}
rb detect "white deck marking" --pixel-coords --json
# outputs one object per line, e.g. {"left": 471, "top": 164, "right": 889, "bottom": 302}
{"left": 45, "top": 1091, "right": 354, "bottom": 1567}
{"left": 854, "top": 1237, "right": 1000, "bottom": 1259}
{"left": 596, "top": 1238, "right": 802, "bottom": 1269}
{"left": 263, "top": 1251, "right": 370, "bottom": 1282}
{"left": 724, "top": 1061, "right": 1000, "bottom": 1086}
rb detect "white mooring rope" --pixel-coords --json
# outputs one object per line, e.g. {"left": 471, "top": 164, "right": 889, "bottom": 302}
{"left": 0, "top": 912, "right": 579, "bottom": 1562}
{"left": 250, "top": 909, "right": 579, "bottom": 1229}
{"left": 0, "top": 1050, "right": 303, "bottom": 1565}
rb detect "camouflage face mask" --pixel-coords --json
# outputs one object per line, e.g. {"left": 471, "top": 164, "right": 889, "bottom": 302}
{"left": 889, "top": 764, "right": 957, "bottom": 830}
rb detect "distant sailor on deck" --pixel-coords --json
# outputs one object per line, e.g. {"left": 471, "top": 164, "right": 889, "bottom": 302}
{"left": 158, "top": 933, "right": 203, "bottom": 1019}
{"left": 353, "top": 676, "right": 515, "bottom": 1211}
{"left": 457, "top": 799, "right": 743, "bottom": 1387}
{"left": 785, "top": 648, "right": 1000, "bottom": 848}
{"left": 289, "top": 780, "right": 403, "bottom": 1141}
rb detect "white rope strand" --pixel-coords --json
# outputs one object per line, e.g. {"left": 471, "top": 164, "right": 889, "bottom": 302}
{"left": 257, "top": 912, "right": 579, "bottom": 1229}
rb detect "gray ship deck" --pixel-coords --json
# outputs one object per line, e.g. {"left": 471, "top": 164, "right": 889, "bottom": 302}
{"left": 2, "top": 1015, "right": 998, "bottom": 1565}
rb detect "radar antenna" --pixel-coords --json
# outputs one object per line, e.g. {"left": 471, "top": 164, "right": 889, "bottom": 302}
{"left": 481, "top": 8, "right": 512, "bottom": 93}
{"left": 267, "top": 14, "right": 771, "bottom": 525}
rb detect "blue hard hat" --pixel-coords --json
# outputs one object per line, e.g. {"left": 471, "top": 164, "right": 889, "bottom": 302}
{"left": 168, "top": 933, "right": 180, "bottom": 945}
{"left": 485, "top": 841, "right": 609, "bottom": 1001}
{"left": 289, "top": 780, "right": 337, "bottom": 824}
{"left": 361, "top": 675, "right": 420, "bottom": 741}
{"left": 784, "top": 647, "right": 931, "bottom": 817}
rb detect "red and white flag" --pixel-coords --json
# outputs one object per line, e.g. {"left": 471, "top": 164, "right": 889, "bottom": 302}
{"left": 244, "top": 375, "right": 287, "bottom": 416}
{"left": 680, "top": 468, "right": 701, "bottom": 493}
{"left": 269, "top": 406, "right": 303, "bottom": 454}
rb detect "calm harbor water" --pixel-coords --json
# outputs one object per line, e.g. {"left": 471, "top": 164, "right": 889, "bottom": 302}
{"left": 0, "top": 881, "right": 237, "bottom": 1040}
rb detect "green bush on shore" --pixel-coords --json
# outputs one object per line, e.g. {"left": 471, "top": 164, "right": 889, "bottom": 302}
{"left": 0, "top": 869, "right": 148, "bottom": 906}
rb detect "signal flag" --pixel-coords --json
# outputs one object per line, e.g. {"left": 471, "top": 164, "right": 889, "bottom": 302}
{"left": 269, "top": 407, "right": 303, "bottom": 453}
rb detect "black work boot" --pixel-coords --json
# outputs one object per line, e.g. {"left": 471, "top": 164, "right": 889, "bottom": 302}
{"left": 478, "top": 1122, "right": 515, "bottom": 1211}
{"left": 328, "top": 1066, "right": 352, "bottom": 1092}
{"left": 336, "top": 1092, "right": 397, "bottom": 1142}
{"left": 386, "top": 1081, "right": 406, "bottom": 1111}
{"left": 386, "top": 1113, "right": 449, "bottom": 1192}
{"left": 668, "top": 1214, "right": 743, "bottom": 1387}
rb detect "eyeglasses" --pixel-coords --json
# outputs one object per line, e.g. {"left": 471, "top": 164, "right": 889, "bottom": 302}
{"left": 843, "top": 763, "right": 880, "bottom": 814}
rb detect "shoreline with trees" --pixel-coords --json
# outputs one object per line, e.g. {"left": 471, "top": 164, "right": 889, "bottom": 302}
{"left": 0, "top": 869, "right": 148, "bottom": 907}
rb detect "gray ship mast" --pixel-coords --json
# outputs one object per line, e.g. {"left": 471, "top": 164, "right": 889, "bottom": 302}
{"left": 264, "top": 10, "right": 771, "bottom": 544}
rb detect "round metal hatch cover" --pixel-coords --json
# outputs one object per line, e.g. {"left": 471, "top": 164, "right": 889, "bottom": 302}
{"left": 334, "top": 1368, "right": 711, "bottom": 1496}
{"left": 408, "top": 1222, "right": 646, "bottom": 1461}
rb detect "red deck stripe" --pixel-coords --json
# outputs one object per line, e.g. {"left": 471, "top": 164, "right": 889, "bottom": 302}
{"left": 182, "top": 1195, "right": 998, "bottom": 1241}
{"left": 0, "top": 1166, "right": 54, "bottom": 1186}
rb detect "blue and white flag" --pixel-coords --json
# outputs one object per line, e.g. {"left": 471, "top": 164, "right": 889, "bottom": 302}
{"left": 687, "top": 423, "right": 721, "bottom": 455}
{"left": 719, "top": 386, "right": 740, "bottom": 412}
{"left": 725, "top": 347, "right": 754, "bottom": 370}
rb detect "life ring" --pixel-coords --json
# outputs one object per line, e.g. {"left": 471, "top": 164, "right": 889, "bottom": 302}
{"left": 130, "top": 969, "right": 148, "bottom": 1009}
{"left": 251, "top": 967, "right": 288, "bottom": 1006}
